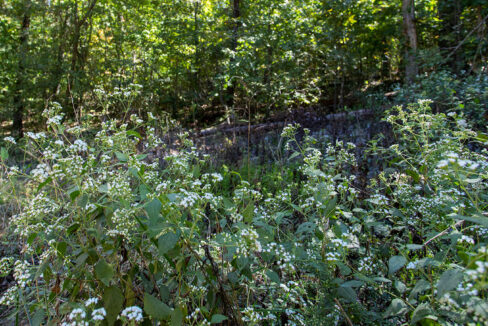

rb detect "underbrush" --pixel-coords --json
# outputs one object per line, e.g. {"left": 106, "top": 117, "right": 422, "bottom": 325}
{"left": 0, "top": 99, "right": 487, "bottom": 325}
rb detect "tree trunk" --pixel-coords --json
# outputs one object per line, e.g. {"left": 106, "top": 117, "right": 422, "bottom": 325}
{"left": 438, "top": 0, "right": 463, "bottom": 73}
{"left": 226, "top": 0, "right": 240, "bottom": 110}
{"left": 66, "top": 0, "right": 97, "bottom": 116}
{"left": 402, "top": 0, "right": 418, "bottom": 84}
{"left": 12, "top": 0, "right": 31, "bottom": 138}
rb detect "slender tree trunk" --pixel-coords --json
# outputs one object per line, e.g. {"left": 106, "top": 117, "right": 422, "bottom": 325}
{"left": 438, "top": 0, "right": 463, "bottom": 72}
{"left": 12, "top": 0, "right": 31, "bottom": 138}
{"left": 402, "top": 0, "right": 418, "bottom": 84}
{"left": 193, "top": 1, "right": 200, "bottom": 100}
{"left": 226, "top": 0, "right": 240, "bottom": 110}
{"left": 66, "top": 0, "right": 97, "bottom": 116}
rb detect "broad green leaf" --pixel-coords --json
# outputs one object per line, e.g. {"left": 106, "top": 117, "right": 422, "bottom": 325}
{"left": 436, "top": 269, "right": 464, "bottom": 299}
{"left": 210, "top": 314, "right": 228, "bottom": 324}
{"left": 341, "top": 280, "right": 364, "bottom": 288}
{"left": 1, "top": 147, "right": 8, "bottom": 160}
{"left": 408, "top": 279, "right": 431, "bottom": 301}
{"left": 388, "top": 255, "right": 407, "bottom": 276}
{"left": 95, "top": 259, "right": 114, "bottom": 286}
{"left": 144, "top": 293, "right": 171, "bottom": 320}
{"left": 451, "top": 213, "right": 488, "bottom": 227}
{"left": 266, "top": 270, "right": 280, "bottom": 283}
{"left": 384, "top": 298, "right": 408, "bottom": 318}
{"left": 158, "top": 232, "right": 180, "bottom": 255}
{"left": 31, "top": 308, "right": 46, "bottom": 326}
{"left": 337, "top": 286, "right": 357, "bottom": 303}
{"left": 55, "top": 242, "right": 67, "bottom": 257}
{"left": 127, "top": 130, "right": 142, "bottom": 139}
{"left": 411, "top": 303, "right": 436, "bottom": 324}
{"left": 171, "top": 307, "right": 184, "bottom": 326}
{"left": 104, "top": 286, "right": 124, "bottom": 326}
{"left": 146, "top": 198, "right": 162, "bottom": 221}
{"left": 68, "top": 186, "right": 80, "bottom": 201}
{"left": 67, "top": 223, "right": 80, "bottom": 235}
{"left": 115, "top": 151, "right": 128, "bottom": 162}
{"left": 242, "top": 201, "right": 254, "bottom": 223}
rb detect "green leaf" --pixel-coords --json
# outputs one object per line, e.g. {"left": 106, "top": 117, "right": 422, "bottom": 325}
{"left": 210, "top": 314, "right": 228, "bottom": 324}
{"left": 127, "top": 130, "right": 142, "bottom": 139}
{"left": 436, "top": 269, "right": 464, "bottom": 299}
{"left": 341, "top": 280, "right": 364, "bottom": 288}
{"left": 27, "top": 232, "right": 37, "bottom": 245}
{"left": 451, "top": 213, "right": 488, "bottom": 227}
{"left": 68, "top": 186, "right": 80, "bottom": 201}
{"left": 104, "top": 286, "right": 124, "bottom": 326}
{"left": 171, "top": 307, "right": 184, "bottom": 326}
{"left": 388, "top": 255, "right": 407, "bottom": 276}
{"left": 406, "top": 244, "right": 423, "bottom": 251}
{"left": 337, "top": 286, "right": 357, "bottom": 303}
{"left": 115, "top": 151, "right": 128, "bottom": 162}
{"left": 0, "top": 147, "right": 8, "bottom": 160}
{"left": 383, "top": 298, "right": 408, "bottom": 318}
{"left": 67, "top": 223, "right": 80, "bottom": 236}
{"left": 288, "top": 152, "right": 300, "bottom": 160}
{"left": 55, "top": 241, "right": 67, "bottom": 257}
{"left": 242, "top": 201, "right": 254, "bottom": 223}
{"left": 95, "top": 259, "right": 114, "bottom": 286}
{"left": 411, "top": 303, "right": 436, "bottom": 324}
{"left": 405, "top": 169, "right": 420, "bottom": 183}
{"left": 158, "top": 231, "right": 180, "bottom": 255}
{"left": 266, "top": 270, "right": 280, "bottom": 283}
{"left": 144, "top": 293, "right": 171, "bottom": 320}
{"left": 36, "top": 177, "right": 52, "bottom": 193}
{"left": 408, "top": 279, "right": 431, "bottom": 301}
{"left": 31, "top": 308, "right": 45, "bottom": 326}
{"left": 146, "top": 198, "right": 162, "bottom": 222}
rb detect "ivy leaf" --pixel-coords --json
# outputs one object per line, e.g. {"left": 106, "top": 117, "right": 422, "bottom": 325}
{"left": 388, "top": 255, "right": 406, "bottom": 276}
{"left": 95, "top": 259, "right": 114, "bottom": 286}
{"left": 436, "top": 269, "right": 464, "bottom": 299}
{"left": 144, "top": 293, "right": 171, "bottom": 320}
{"left": 210, "top": 314, "right": 228, "bottom": 324}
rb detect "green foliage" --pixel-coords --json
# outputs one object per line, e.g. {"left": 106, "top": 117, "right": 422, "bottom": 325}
{"left": 1, "top": 95, "right": 487, "bottom": 325}
{"left": 394, "top": 71, "right": 488, "bottom": 128}
{"left": 1, "top": 0, "right": 486, "bottom": 131}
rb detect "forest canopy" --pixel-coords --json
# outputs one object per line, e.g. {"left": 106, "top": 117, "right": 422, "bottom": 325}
{"left": 0, "top": 0, "right": 487, "bottom": 136}
{"left": 1, "top": 1, "right": 488, "bottom": 326}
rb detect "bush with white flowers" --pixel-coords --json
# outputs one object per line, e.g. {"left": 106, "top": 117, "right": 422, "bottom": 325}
{"left": 0, "top": 97, "right": 487, "bottom": 325}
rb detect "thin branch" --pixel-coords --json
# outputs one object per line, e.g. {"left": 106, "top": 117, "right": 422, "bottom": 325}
{"left": 445, "top": 13, "right": 488, "bottom": 61}
{"left": 333, "top": 298, "right": 354, "bottom": 326}
{"left": 423, "top": 220, "right": 464, "bottom": 247}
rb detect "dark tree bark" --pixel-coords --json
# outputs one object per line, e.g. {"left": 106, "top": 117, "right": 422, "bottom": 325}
{"left": 402, "top": 0, "right": 418, "bottom": 84}
{"left": 12, "top": 0, "right": 31, "bottom": 138}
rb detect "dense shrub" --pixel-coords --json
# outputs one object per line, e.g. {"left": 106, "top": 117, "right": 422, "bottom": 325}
{"left": 393, "top": 71, "right": 488, "bottom": 129}
{"left": 0, "top": 99, "right": 487, "bottom": 325}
